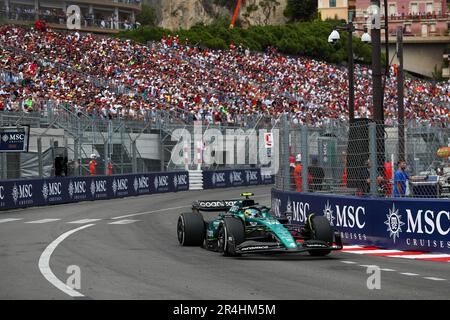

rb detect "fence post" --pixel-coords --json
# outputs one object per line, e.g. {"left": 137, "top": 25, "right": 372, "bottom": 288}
{"left": 301, "top": 125, "right": 309, "bottom": 193}
{"left": 369, "top": 122, "right": 377, "bottom": 196}
{"left": 104, "top": 139, "right": 109, "bottom": 175}
{"left": 160, "top": 128, "right": 165, "bottom": 172}
{"left": 132, "top": 140, "right": 137, "bottom": 173}
{"left": 50, "top": 138, "right": 55, "bottom": 177}
{"left": 281, "top": 114, "right": 290, "bottom": 191}
{"left": 105, "top": 120, "right": 112, "bottom": 175}
{"left": 37, "top": 137, "right": 43, "bottom": 177}
{"left": 77, "top": 120, "right": 82, "bottom": 176}
{"left": 120, "top": 121, "right": 124, "bottom": 174}
{"left": 74, "top": 136, "right": 79, "bottom": 176}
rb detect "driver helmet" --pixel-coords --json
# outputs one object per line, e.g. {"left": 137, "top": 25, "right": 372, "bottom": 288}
{"left": 244, "top": 208, "right": 259, "bottom": 219}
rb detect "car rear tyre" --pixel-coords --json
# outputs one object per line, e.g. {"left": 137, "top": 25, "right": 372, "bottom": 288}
{"left": 177, "top": 213, "right": 205, "bottom": 246}
{"left": 308, "top": 215, "right": 333, "bottom": 256}
{"left": 217, "top": 217, "right": 245, "bottom": 256}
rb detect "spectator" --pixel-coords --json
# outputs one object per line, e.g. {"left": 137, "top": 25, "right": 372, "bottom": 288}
{"left": 0, "top": 25, "right": 447, "bottom": 127}
{"left": 108, "top": 161, "right": 113, "bottom": 175}
{"left": 393, "top": 160, "right": 409, "bottom": 197}
{"left": 293, "top": 154, "right": 303, "bottom": 192}
{"left": 89, "top": 154, "right": 97, "bottom": 176}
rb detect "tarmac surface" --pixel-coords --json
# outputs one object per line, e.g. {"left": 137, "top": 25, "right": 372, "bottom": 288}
{"left": 0, "top": 185, "right": 448, "bottom": 299}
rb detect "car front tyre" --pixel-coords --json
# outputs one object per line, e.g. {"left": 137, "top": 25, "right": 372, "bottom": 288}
{"left": 177, "top": 212, "right": 205, "bottom": 246}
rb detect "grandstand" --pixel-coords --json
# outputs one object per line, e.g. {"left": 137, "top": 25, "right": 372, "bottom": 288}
{"left": 0, "top": 24, "right": 448, "bottom": 127}
{"left": 0, "top": 23, "right": 448, "bottom": 179}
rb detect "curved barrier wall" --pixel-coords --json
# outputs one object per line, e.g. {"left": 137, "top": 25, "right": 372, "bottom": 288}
{"left": 0, "top": 169, "right": 275, "bottom": 211}
{"left": 203, "top": 169, "right": 274, "bottom": 189}
{"left": 271, "top": 188, "right": 450, "bottom": 254}
{"left": 0, "top": 171, "right": 190, "bottom": 211}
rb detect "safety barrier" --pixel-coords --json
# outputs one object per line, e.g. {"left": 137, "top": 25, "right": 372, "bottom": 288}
{"left": 0, "top": 168, "right": 275, "bottom": 211}
{"left": 203, "top": 169, "right": 275, "bottom": 190}
{"left": 0, "top": 171, "right": 189, "bottom": 211}
{"left": 271, "top": 188, "right": 450, "bottom": 253}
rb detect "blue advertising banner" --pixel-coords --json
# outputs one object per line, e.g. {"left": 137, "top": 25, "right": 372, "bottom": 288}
{"left": 0, "top": 126, "right": 30, "bottom": 152}
{"left": 271, "top": 188, "right": 450, "bottom": 253}
{"left": 203, "top": 169, "right": 274, "bottom": 189}
{"left": 0, "top": 171, "right": 189, "bottom": 211}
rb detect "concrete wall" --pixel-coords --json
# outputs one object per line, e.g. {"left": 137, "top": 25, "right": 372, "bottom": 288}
{"left": 28, "top": 128, "right": 66, "bottom": 153}
{"left": 387, "top": 41, "right": 447, "bottom": 77}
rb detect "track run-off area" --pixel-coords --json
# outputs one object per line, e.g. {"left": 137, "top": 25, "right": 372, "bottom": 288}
{"left": 0, "top": 185, "right": 448, "bottom": 299}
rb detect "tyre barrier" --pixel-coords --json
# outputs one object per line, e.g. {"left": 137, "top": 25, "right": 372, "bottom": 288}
{"left": 271, "top": 188, "right": 450, "bottom": 254}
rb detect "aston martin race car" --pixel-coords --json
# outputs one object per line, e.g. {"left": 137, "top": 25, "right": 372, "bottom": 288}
{"left": 177, "top": 193, "right": 343, "bottom": 256}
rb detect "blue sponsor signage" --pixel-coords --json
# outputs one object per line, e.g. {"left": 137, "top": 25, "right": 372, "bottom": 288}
{"left": 271, "top": 188, "right": 450, "bottom": 253}
{"left": 203, "top": 169, "right": 274, "bottom": 189}
{"left": 0, "top": 171, "right": 189, "bottom": 211}
{"left": 0, "top": 126, "right": 30, "bottom": 152}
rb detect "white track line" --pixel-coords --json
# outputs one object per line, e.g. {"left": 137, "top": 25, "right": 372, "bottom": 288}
{"left": 342, "top": 245, "right": 363, "bottom": 249}
{"left": 381, "top": 269, "right": 396, "bottom": 272}
{"left": 38, "top": 224, "right": 95, "bottom": 298}
{"left": 108, "top": 219, "right": 140, "bottom": 225}
{"left": 423, "top": 277, "right": 446, "bottom": 281}
{"left": 343, "top": 249, "right": 403, "bottom": 255}
{"left": 111, "top": 193, "right": 271, "bottom": 220}
{"left": 67, "top": 219, "right": 101, "bottom": 224}
{"left": 389, "top": 254, "right": 450, "bottom": 259}
{"left": 340, "top": 261, "right": 357, "bottom": 264}
{"left": 111, "top": 206, "right": 190, "bottom": 220}
{"left": 400, "top": 272, "right": 419, "bottom": 276}
{"left": 359, "top": 265, "right": 376, "bottom": 268}
{"left": 0, "top": 218, "right": 23, "bottom": 223}
{"left": 26, "top": 219, "right": 61, "bottom": 224}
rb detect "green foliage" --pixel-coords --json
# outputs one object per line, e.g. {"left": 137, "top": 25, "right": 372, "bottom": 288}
{"left": 284, "top": 0, "right": 318, "bottom": 22}
{"left": 136, "top": 4, "right": 157, "bottom": 27}
{"left": 119, "top": 20, "right": 373, "bottom": 65}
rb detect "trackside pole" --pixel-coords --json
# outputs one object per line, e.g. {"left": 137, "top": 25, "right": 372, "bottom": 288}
{"left": 196, "top": 141, "right": 202, "bottom": 171}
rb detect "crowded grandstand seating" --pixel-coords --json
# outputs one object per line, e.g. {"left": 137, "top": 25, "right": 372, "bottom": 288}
{"left": 0, "top": 25, "right": 448, "bottom": 127}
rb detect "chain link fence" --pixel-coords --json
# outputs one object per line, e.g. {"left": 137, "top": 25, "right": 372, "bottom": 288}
{"left": 275, "top": 116, "right": 450, "bottom": 199}
{"left": 0, "top": 101, "right": 275, "bottom": 180}
{"left": 0, "top": 105, "right": 168, "bottom": 180}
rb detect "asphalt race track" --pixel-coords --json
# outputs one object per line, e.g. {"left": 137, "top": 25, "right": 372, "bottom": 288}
{"left": 0, "top": 185, "right": 448, "bottom": 300}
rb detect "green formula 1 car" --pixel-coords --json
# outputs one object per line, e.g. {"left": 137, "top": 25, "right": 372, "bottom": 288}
{"left": 177, "top": 193, "right": 343, "bottom": 256}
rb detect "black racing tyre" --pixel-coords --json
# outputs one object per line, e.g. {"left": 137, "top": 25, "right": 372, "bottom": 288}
{"left": 217, "top": 217, "right": 245, "bottom": 256}
{"left": 177, "top": 212, "right": 205, "bottom": 246}
{"left": 308, "top": 215, "right": 333, "bottom": 256}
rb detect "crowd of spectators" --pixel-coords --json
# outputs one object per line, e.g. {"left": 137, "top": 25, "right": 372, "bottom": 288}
{"left": 0, "top": 25, "right": 448, "bottom": 127}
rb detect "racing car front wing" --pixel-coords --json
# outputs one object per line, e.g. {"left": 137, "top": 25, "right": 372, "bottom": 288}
{"left": 232, "top": 239, "right": 343, "bottom": 255}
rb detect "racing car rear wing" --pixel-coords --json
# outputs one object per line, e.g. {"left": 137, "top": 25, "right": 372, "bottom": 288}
{"left": 192, "top": 200, "right": 239, "bottom": 212}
